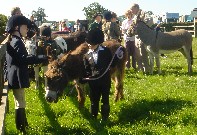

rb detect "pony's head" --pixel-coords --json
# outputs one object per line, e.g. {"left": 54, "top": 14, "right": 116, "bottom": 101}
{"left": 44, "top": 43, "right": 88, "bottom": 103}
{"left": 44, "top": 54, "right": 70, "bottom": 103}
{"left": 127, "top": 13, "right": 153, "bottom": 37}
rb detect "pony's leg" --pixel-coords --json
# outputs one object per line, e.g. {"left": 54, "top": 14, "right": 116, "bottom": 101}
{"left": 113, "top": 66, "right": 125, "bottom": 102}
{"left": 135, "top": 40, "right": 144, "bottom": 72}
{"left": 113, "top": 76, "right": 120, "bottom": 102}
{"left": 34, "top": 66, "right": 40, "bottom": 89}
{"left": 180, "top": 48, "right": 193, "bottom": 74}
{"left": 155, "top": 53, "right": 161, "bottom": 74}
{"left": 148, "top": 52, "right": 154, "bottom": 74}
{"left": 43, "top": 66, "right": 48, "bottom": 90}
{"left": 74, "top": 80, "right": 85, "bottom": 108}
{"left": 141, "top": 43, "right": 150, "bottom": 73}
{"left": 188, "top": 48, "right": 193, "bottom": 73}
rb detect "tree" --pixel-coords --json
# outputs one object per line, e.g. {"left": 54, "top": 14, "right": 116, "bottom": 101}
{"left": 32, "top": 7, "right": 47, "bottom": 23}
{"left": 82, "top": 2, "right": 109, "bottom": 23}
{"left": 146, "top": 11, "right": 154, "bottom": 16}
{"left": 0, "top": 14, "right": 8, "bottom": 35}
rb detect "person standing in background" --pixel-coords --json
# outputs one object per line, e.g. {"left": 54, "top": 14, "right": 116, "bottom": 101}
{"left": 89, "top": 13, "right": 102, "bottom": 31}
{"left": 128, "top": 3, "right": 152, "bottom": 73}
{"left": 11, "top": 7, "right": 22, "bottom": 16}
{"left": 121, "top": 10, "right": 136, "bottom": 70}
{"left": 108, "top": 12, "right": 121, "bottom": 41}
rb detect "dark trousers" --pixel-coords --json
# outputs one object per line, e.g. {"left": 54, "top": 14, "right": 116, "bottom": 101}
{"left": 125, "top": 40, "right": 136, "bottom": 69}
{"left": 89, "top": 81, "right": 110, "bottom": 118}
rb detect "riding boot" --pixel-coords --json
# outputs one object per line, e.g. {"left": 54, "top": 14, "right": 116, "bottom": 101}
{"left": 15, "top": 108, "right": 28, "bottom": 133}
{"left": 101, "top": 104, "right": 110, "bottom": 121}
{"left": 90, "top": 104, "right": 99, "bottom": 119}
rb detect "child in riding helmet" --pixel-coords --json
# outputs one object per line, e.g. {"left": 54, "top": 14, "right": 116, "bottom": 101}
{"left": 5, "top": 15, "right": 49, "bottom": 133}
{"left": 82, "top": 28, "right": 113, "bottom": 121}
{"left": 38, "top": 25, "right": 63, "bottom": 59}
{"left": 36, "top": 25, "right": 64, "bottom": 91}
{"left": 88, "top": 12, "right": 102, "bottom": 31}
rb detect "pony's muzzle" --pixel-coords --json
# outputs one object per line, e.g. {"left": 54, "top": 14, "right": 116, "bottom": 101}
{"left": 45, "top": 96, "right": 54, "bottom": 103}
{"left": 45, "top": 89, "right": 58, "bottom": 103}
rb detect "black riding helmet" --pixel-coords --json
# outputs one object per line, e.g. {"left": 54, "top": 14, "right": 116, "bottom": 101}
{"left": 6, "top": 15, "right": 30, "bottom": 33}
{"left": 103, "top": 11, "right": 112, "bottom": 21}
{"left": 40, "top": 25, "right": 51, "bottom": 37}
{"left": 86, "top": 28, "right": 104, "bottom": 45}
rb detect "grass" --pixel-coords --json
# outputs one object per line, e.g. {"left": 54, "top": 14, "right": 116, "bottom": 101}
{"left": 5, "top": 38, "right": 197, "bottom": 134}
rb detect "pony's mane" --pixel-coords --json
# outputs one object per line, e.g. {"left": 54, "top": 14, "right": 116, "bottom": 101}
{"left": 61, "top": 31, "right": 86, "bottom": 40}
{"left": 57, "top": 43, "right": 88, "bottom": 64}
{"left": 71, "top": 43, "right": 88, "bottom": 55}
{"left": 138, "top": 20, "right": 154, "bottom": 30}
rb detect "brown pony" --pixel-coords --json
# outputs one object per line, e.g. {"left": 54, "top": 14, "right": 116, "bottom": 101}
{"left": 44, "top": 40, "right": 127, "bottom": 107}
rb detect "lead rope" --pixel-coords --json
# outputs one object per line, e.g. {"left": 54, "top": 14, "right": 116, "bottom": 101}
{"left": 82, "top": 46, "right": 123, "bottom": 81}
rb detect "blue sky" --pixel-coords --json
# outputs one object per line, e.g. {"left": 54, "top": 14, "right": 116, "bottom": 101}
{"left": 0, "top": 0, "right": 196, "bottom": 21}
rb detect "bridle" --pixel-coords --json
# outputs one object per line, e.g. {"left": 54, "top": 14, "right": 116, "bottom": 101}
{"left": 45, "top": 61, "right": 68, "bottom": 96}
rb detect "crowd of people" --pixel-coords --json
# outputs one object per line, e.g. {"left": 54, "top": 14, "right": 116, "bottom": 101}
{"left": 3, "top": 3, "right": 159, "bottom": 133}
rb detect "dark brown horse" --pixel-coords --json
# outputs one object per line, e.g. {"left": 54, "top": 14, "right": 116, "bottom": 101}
{"left": 44, "top": 40, "right": 127, "bottom": 107}
{"left": 52, "top": 31, "right": 87, "bottom": 52}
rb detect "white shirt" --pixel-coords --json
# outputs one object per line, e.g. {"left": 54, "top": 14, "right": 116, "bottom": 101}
{"left": 86, "top": 45, "right": 104, "bottom": 64}
{"left": 121, "top": 18, "right": 135, "bottom": 41}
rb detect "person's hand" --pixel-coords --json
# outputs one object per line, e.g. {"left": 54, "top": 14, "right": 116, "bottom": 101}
{"left": 40, "top": 55, "right": 49, "bottom": 65}
{"left": 47, "top": 55, "right": 54, "bottom": 62}
{"left": 78, "top": 77, "right": 87, "bottom": 84}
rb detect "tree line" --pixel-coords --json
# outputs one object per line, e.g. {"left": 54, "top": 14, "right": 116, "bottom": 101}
{"left": 0, "top": 2, "right": 155, "bottom": 35}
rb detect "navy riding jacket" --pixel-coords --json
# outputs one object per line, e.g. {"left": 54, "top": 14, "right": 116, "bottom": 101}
{"left": 83, "top": 45, "right": 113, "bottom": 87}
{"left": 6, "top": 35, "right": 48, "bottom": 89}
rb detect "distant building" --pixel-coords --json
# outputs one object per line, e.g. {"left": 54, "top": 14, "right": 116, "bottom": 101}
{"left": 179, "top": 15, "right": 193, "bottom": 22}
{"left": 191, "top": 8, "right": 197, "bottom": 18}
{"left": 163, "top": 12, "right": 179, "bottom": 23}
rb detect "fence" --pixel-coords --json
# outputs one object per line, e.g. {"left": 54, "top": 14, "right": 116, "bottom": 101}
{"left": 173, "top": 18, "right": 197, "bottom": 37}
{"left": 173, "top": 25, "right": 196, "bottom": 37}
{"left": 0, "top": 43, "right": 6, "bottom": 103}
{"left": 0, "top": 37, "right": 7, "bottom": 135}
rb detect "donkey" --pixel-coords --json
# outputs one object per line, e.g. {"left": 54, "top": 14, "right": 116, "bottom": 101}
{"left": 130, "top": 20, "right": 193, "bottom": 74}
{"left": 44, "top": 40, "right": 127, "bottom": 107}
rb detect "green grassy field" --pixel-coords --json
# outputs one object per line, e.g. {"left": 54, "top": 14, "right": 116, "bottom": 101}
{"left": 5, "top": 38, "right": 197, "bottom": 135}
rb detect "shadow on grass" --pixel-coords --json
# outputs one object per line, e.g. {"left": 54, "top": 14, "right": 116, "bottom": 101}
{"left": 36, "top": 83, "right": 63, "bottom": 132}
{"left": 36, "top": 82, "right": 102, "bottom": 134}
{"left": 36, "top": 83, "right": 92, "bottom": 134}
{"left": 64, "top": 83, "right": 111, "bottom": 134}
{"left": 117, "top": 98, "right": 194, "bottom": 126}
{"left": 68, "top": 93, "right": 109, "bottom": 134}
{"left": 142, "top": 65, "right": 197, "bottom": 76}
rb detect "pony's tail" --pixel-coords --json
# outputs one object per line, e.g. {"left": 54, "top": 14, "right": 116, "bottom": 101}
{"left": 190, "top": 47, "right": 193, "bottom": 65}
